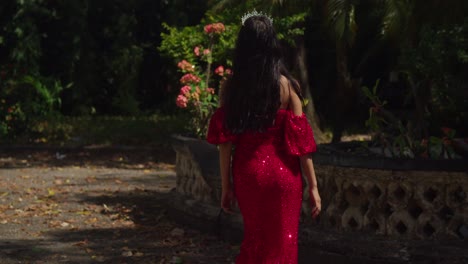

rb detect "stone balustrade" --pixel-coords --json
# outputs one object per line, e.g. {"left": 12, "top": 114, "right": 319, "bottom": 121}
{"left": 309, "top": 165, "right": 467, "bottom": 240}
{"left": 172, "top": 135, "right": 468, "bottom": 241}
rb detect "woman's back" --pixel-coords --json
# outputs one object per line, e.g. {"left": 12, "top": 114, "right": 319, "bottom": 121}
{"left": 206, "top": 11, "right": 320, "bottom": 264}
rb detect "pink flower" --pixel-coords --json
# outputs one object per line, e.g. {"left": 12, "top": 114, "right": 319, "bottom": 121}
{"left": 177, "top": 60, "right": 194, "bottom": 72}
{"left": 180, "top": 85, "right": 191, "bottom": 96}
{"left": 206, "top": 88, "right": 215, "bottom": 94}
{"left": 225, "top": 68, "right": 232, "bottom": 75}
{"left": 203, "top": 49, "right": 210, "bottom": 55}
{"left": 204, "top": 23, "right": 225, "bottom": 34}
{"left": 194, "top": 46, "right": 200, "bottom": 56}
{"left": 214, "top": 66, "right": 224, "bottom": 76}
{"left": 204, "top": 24, "right": 213, "bottom": 34}
{"left": 180, "top": 73, "right": 201, "bottom": 84}
{"left": 176, "top": 94, "right": 188, "bottom": 108}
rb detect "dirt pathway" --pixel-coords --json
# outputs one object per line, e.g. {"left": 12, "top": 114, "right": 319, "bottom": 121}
{"left": 0, "top": 149, "right": 236, "bottom": 264}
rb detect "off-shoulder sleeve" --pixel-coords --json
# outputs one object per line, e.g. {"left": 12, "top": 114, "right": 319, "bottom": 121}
{"left": 207, "top": 108, "right": 236, "bottom": 144}
{"left": 284, "top": 111, "right": 317, "bottom": 156}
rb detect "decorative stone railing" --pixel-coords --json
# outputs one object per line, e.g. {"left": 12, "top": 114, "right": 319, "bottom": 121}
{"left": 172, "top": 136, "right": 468, "bottom": 241}
{"left": 310, "top": 165, "right": 467, "bottom": 240}
{"left": 311, "top": 144, "right": 468, "bottom": 241}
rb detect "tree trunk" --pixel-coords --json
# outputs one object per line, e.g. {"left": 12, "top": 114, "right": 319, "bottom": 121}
{"left": 332, "top": 42, "right": 360, "bottom": 143}
{"left": 332, "top": 43, "right": 347, "bottom": 143}
{"left": 296, "top": 39, "right": 328, "bottom": 143}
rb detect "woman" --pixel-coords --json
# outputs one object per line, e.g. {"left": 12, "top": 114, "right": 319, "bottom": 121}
{"left": 207, "top": 11, "right": 321, "bottom": 264}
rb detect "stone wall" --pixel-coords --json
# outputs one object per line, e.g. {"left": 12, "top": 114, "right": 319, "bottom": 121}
{"left": 172, "top": 136, "right": 468, "bottom": 240}
{"left": 172, "top": 136, "right": 221, "bottom": 205}
{"left": 311, "top": 165, "right": 468, "bottom": 240}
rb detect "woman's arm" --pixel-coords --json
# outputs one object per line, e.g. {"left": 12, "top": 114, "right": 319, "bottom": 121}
{"left": 300, "top": 155, "right": 321, "bottom": 218}
{"left": 287, "top": 80, "right": 321, "bottom": 218}
{"left": 219, "top": 142, "right": 234, "bottom": 213}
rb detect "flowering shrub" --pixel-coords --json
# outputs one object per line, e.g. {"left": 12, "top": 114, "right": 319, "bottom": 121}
{"left": 204, "top": 23, "right": 225, "bottom": 34}
{"left": 160, "top": 22, "right": 235, "bottom": 137}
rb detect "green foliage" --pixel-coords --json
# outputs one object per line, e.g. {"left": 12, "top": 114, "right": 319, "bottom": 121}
{"left": 326, "top": 0, "right": 358, "bottom": 44}
{"left": 109, "top": 45, "right": 143, "bottom": 115}
{"left": 0, "top": 66, "right": 66, "bottom": 138}
{"left": 362, "top": 80, "right": 460, "bottom": 159}
{"left": 275, "top": 12, "right": 307, "bottom": 46}
{"left": 159, "top": 23, "right": 237, "bottom": 67}
{"left": 206, "top": 0, "right": 308, "bottom": 46}
{"left": 20, "top": 75, "right": 65, "bottom": 114}
{"left": 0, "top": 0, "right": 53, "bottom": 75}
{"left": 159, "top": 24, "right": 206, "bottom": 64}
{"left": 0, "top": 113, "right": 187, "bottom": 146}
{"left": 398, "top": 19, "right": 468, "bottom": 135}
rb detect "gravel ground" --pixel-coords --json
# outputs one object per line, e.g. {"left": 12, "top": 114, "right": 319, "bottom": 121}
{"left": 0, "top": 149, "right": 237, "bottom": 264}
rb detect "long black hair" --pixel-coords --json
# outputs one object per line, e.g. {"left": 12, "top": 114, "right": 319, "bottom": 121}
{"left": 222, "top": 15, "right": 302, "bottom": 134}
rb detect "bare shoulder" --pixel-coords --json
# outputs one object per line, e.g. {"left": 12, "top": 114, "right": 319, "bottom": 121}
{"left": 280, "top": 75, "right": 302, "bottom": 116}
{"left": 279, "top": 75, "right": 292, "bottom": 109}
{"left": 279, "top": 75, "right": 289, "bottom": 95}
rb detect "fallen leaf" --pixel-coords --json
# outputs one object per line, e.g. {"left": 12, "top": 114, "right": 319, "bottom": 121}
{"left": 47, "top": 188, "right": 55, "bottom": 197}
{"left": 102, "top": 204, "right": 111, "bottom": 213}
{"left": 86, "top": 176, "right": 96, "bottom": 183}
{"left": 84, "top": 217, "right": 98, "bottom": 224}
{"left": 74, "top": 239, "right": 89, "bottom": 247}
{"left": 76, "top": 210, "right": 91, "bottom": 215}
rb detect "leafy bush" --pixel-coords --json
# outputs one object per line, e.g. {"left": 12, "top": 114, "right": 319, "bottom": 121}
{"left": 362, "top": 80, "right": 460, "bottom": 159}
{"left": 0, "top": 62, "right": 65, "bottom": 138}
{"left": 398, "top": 20, "right": 468, "bottom": 136}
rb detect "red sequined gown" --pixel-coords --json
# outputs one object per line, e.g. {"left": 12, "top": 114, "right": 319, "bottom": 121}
{"left": 207, "top": 108, "right": 316, "bottom": 264}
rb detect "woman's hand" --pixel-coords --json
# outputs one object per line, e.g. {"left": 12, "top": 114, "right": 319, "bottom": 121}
{"left": 309, "top": 186, "right": 321, "bottom": 219}
{"left": 221, "top": 187, "right": 235, "bottom": 214}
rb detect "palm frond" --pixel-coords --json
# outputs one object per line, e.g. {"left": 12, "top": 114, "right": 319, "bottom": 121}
{"left": 381, "top": 0, "right": 412, "bottom": 38}
{"left": 325, "top": 0, "right": 357, "bottom": 45}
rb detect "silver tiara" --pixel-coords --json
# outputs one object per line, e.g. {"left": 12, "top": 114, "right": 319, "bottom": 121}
{"left": 241, "top": 9, "right": 273, "bottom": 25}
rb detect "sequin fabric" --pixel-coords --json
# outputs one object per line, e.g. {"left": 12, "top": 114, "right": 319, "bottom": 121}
{"left": 207, "top": 108, "right": 316, "bottom": 264}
